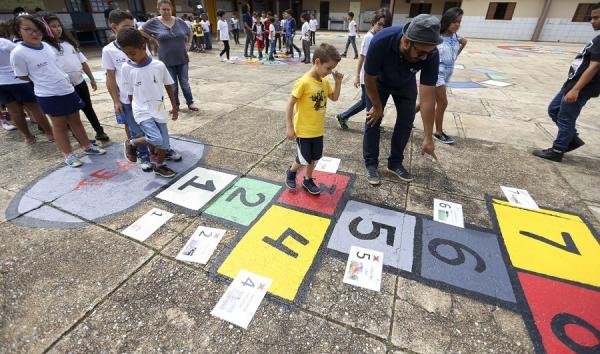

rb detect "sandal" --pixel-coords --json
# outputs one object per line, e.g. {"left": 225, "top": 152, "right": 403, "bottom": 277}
{"left": 187, "top": 103, "right": 199, "bottom": 111}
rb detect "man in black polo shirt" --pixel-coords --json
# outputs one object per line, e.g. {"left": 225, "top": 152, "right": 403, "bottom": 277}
{"left": 363, "top": 14, "right": 441, "bottom": 185}
{"left": 243, "top": 5, "right": 255, "bottom": 58}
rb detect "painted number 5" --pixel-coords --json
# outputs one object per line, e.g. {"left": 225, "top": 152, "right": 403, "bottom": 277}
{"left": 348, "top": 217, "right": 396, "bottom": 246}
{"left": 428, "top": 238, "right": 487, "bottom": 273}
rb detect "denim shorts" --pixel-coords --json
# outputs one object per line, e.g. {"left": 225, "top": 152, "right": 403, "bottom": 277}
{"left": 436, "top": 64, "right": 454, "bottom": 87}
{"left": 139, "top": 119, "right": 170, "bottom": 150}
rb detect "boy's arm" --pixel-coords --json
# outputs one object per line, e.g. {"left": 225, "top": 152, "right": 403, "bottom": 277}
{"left": 106, "top": 70, "right": 123, "bottom": 113}
{"left": 81, "top": 62, "right": 97, "bottom": 91}
{"left": 565, "top": 61, "right": 600, "bottom": 103}
{"left": 165, "top": 84, "right": 178, "bottom": 120}
{"left": 285, "top": 96, "right": 297, "bottom": 140}
{"left": 329, "top": 72, "right": 344, "bottom": 101}
{"left": 354, "top": 55, "right": 365, "bottom": 88}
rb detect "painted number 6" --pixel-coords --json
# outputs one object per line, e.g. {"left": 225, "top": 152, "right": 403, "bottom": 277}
{"left": 428, "top": 238, "right": 487, "bottom": 273}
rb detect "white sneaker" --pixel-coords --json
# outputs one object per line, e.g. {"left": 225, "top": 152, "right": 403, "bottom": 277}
{"left": 1, "top": 120, "right": 16, "bottom": 131}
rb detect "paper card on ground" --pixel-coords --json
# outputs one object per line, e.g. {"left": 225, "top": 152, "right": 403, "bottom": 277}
{"left": 454, "top": 64, "right": 465, "bottom": 70}
{"left": 122, "top": 208, "right": 174, "bottom": 241}
{"left": 343, "top": 246, "right": 384, "bottom": 292}
{"left": 211, "top": 270, "right": 272, "bottom": 329}
{"left": 501, "top": 186, "right": 540, "bottom": 210}
{"left": 481, "top": 80, "right": 513, "bottom": 87}
{"left": 315, "top": 156, "right": 341, "bottom": 174}
{"left": 433, "top": 199, "right": 465, "bottom": 228}
{"left": 176, "top": 226, "right": 226, "bottom": 264}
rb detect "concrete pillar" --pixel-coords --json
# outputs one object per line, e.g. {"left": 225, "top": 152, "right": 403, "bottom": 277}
{"left": 532, "top": 0, "right": 552, "bottom": 42}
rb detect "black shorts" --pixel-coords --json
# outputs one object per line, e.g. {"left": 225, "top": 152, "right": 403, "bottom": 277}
{"left": 295, "top": 136, "right": 323, "bottom": 165}
{"left": 0, "top": 82, "right": 36, "bottom": 105}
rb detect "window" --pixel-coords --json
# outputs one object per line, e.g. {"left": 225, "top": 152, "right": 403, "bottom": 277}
{"left": 409, "top": 3, "right": 432, "bottom": 18}
{"left": 486, "top": 2, "right": 516, "bottom": 20}
{"left": 90, "top": 0, "right": 110, "bottom": 12}
{"left": 443, "top": 1, "right": 462, "bottom": 13}
{"left": 572, "top": 3, "right": 595, "bottom": 22}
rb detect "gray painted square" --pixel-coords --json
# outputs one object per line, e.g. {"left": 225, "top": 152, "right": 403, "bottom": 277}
{"left": 327, "top": 200, "right": 416, "bottom": 272}
{"left": 420, "top": 219, "right": 516, "bottom": 303}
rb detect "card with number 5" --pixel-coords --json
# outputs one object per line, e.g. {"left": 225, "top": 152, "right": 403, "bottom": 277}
{"left": 343, "top": 246, "right": 384, "bottom": 292}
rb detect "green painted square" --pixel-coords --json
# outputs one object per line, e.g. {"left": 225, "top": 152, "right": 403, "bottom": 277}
{"left": 204, "top": 177, "right": 282, "bottom": 226}
{"left": 487, "top": 73, "right": 512, "bottom": 80}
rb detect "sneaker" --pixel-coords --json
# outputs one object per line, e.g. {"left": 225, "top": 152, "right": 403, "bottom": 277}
{"left": 84, "top": 144, "right": 106, "bottom": 155}
{"left": 65, "top": 154, "right": 83, "bottom": 168}
{"left": 532, "top": 148, "right": 563, "bottom": 162}
{"left": 1, "top": 119, "right": 16, "bottom": 131}
{"left": 366, "top": 166, "right": 381, "bottom": 186}
{"left": 387, "top": 165, "right": 414, "bottom": 182}
{"left": 302, "top": 177, "right": 321, "bottom": 195}
{"left": 433, "top": 132, "right": 455, "bottom": 145}
{"left": 154, "top": 164, "right": 176, "bottom": 178}
{"left": 140, "top": 157, "right": 153, "bottom": 172}
{"left": 341, "top": 53, "right": 347, "bottom": 57}
{"left": 286, "top": 168, "right": 297, "bottom": 189}
{"left": 95, "top": 132, "right": 110, "bottom": 142}
{"left": 124, "top": 140, "right": 137, "bottom": 162}
{"left": 566, "top": 136, "right": 585, "bottom": 152}
{"left": 166, "top": 149, "right": 182, "bottom": 161}
{"left": 354, "top": 56, "right": 358, "bottom": 59}
{"left": 336, "top": 114, "right": 349, "bottom": 130}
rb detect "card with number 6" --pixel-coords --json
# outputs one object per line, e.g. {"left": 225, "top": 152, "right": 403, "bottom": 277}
{"left": 343, "top": 246, "right": 384, "bottom": 292}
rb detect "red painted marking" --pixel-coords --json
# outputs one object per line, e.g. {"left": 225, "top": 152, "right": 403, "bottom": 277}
{"left": 277, "top": 170, "right": 350, "bottom": 216}
{"left": 90, "top": 168, "right": 118, "bottom": 180}
{"left": 518, "top": 272, "right": 600, "bottom": 354}
{"left": 116, "top": 159, "right": 137, "bottom": 171}
{"left": 258, "top": 283, "right": 265, "bottom": 290}
{"left": 374, "top": 255, "right": 380, "bottom": 262}
{"left": 74, "top": 179, "right": 103, "bottom": 190}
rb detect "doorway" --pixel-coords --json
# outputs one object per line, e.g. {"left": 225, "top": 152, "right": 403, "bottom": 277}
{"left": 319, "top": 1, "right": 329, "bottom": 29}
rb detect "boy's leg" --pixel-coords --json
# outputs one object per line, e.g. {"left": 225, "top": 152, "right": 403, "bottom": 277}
{"left": 342, "top": 36, "right": 351, "bottom": 55}
{"left": 351, "top": 36, "right": 358, "bottom": 57}
{"left": 123, "top": 103, "right": 150, "bottom": 163}
{"left": 302, "top": 137, "right": 323, "bottom": 194}
{"left": 547, "top": 90, "right": 564, "bottom": 123}
{"left": 552, "top": 94, "right": 590, "bottom": 152}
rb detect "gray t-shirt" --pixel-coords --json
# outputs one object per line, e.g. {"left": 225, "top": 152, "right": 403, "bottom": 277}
{"left": 142, "top": 17, "right": 190, "bottom": 67}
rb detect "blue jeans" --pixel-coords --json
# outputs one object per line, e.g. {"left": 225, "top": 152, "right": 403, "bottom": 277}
{"left": 139, "top": 119, "right": 170, "bottom": 150}
{"left": 122, "top": 103, "right": 149, "bottom": 159}
{"left": 340, "top": 84, "right": 366, "bottom": 120}
{"left": 287, "top": 35, "right": 301, "bottom": 57}
{"left": 204, "top": 31, "right": 212, "bottom": 49}
{"left": 166, "top": 63, "right": 194, "bottom": 108}
{"left": 343, "top": 36, "right": 358, "bottom": 57}
{"left": 269, "top": 39, "right": 276, "bottom": 60}
{"left": 244, "top": 29, "right": 254, "bottom": 56}
{"left": 363, "top": 84, "right": 416, "bottom": 169}
{"left": 548, "top": 89, "right": 591, "bottom": 151}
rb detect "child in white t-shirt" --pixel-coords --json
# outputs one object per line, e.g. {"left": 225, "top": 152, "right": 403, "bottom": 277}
{"left": 201, "top": 15, "right": 212, "bottom": 50}
{"left": 309, "top": 15, "right": 318, "bottom": 45}
{"left": 217, "top": 10, "right": 230, "bottom": 61}
{"left": 341, "top": 11, "right": 359, "bottom": 59}
{"left": 300, "top": 13, "right": 311, "bottom": 64}
{"left": 46, "top": 14, "right": 109, "bottom": 143}
{"left": 268, "top": 16, "right": 276, "bottom": 61}
{"left": 11, "top": 15, "right": 105, "bottom": 167}
{"left": 117, "top": 27, "right": 180, "bottom": 178}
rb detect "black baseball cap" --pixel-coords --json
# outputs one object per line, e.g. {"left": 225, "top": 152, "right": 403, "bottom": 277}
{"left": 405, "top": 14, "right": 442, "bottom": 45}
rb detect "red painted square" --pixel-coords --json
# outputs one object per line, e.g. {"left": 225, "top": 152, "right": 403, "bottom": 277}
{"left": 518, "top": 272, "right": 600, "bottom": 354}
{"left": 277, "top": 170, "right": 350, "bottom": 216}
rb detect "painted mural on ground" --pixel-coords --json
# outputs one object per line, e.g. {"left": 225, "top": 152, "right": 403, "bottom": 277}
{"left": 6, "top": 149, "right": 599, "bottom": 353}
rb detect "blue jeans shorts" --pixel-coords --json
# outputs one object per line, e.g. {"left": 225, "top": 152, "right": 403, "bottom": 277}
{"left": 139, "top": 119, "right": 170, "bottom": 150}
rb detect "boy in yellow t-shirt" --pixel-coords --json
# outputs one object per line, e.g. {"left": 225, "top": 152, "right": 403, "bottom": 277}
{"left": 286, "top": 43, "right": 343, "bottom": 195}
{"left": 192, "top": 17, "right": 205, "bottom": 52}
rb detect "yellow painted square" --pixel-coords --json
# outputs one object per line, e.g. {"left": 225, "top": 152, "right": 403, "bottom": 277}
{"left": 217, "top": 205, "right": 331, "bottom": 301}
{"left": 492, "top": 199, "right": 600, "bottom": 287}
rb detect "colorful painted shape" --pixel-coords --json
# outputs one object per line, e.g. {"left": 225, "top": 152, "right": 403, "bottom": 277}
{"left": 491, "top": 199, "right": 600, "bottom": 288}
{"left": 204, "top": 177, "right": 282, "bottom": 226}
{"left": 277, "top": 170, "right": 350, "bottom": 216}
{"left": 156, "top": 167, "right": 237, "bottom": 211}
{"left": 518, "top": 271, "right": 600, "bottom": 354}
{"left": 216, "top": 205, "right": 330, "bottom": 301}
{"left": 420, "top": 219, "right": 516, "bottom": 303}
{"left": 327, "top": 200, "right": 416, "bottom": 272}
{"left": 447, "top": 81, "right": 485, "bottom": 89}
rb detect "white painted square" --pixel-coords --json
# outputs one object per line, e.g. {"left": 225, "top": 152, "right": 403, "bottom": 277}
{"left": 433, "top": 199, "right": 465, "bottom": 228}
{"left": 176, "top": 226, "right": 226, "bottom": 264}
{"left": 122, "top": 208, "right": 174, "bottom": 241}
{"left": 315, "top": 156, "right": 341, "bottom": 174}
{"left": 211, "top": 270, "right": 272, "bottom": 329}
{"left": 156, "top": 167, "right": 237, "bottom": 211}
{"left": 501, "top": 186, "right": 540, "bottom": 210}
{"left": 481, "top": 80, "right": 513, "bottom": 87}
{"left": 343, "top": 246, "right": 384, "bottom": 292}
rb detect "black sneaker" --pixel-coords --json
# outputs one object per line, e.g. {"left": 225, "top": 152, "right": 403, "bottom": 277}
{"left": 341, "top": 53, "right": 347, "bottom": 57}
{"left": 532, "top": 148, "right": 563, "bottom": 162}
{"left": 433, "top": 132, "right": 455, "bottom": 145}
{"left": 337, "top": 114, "right": 349, "bottom": 130}
{"left": 124, "top": 140, "right": 137, "bottom": 162}
{"left": 95, "top": 132, "right": 110, "bottom": 142}
{"left": 366, "top": 166, "right": 381, "bottom": 186}
{"left": 154, "top": 164, "right": 176, "bottom": 178}
{"left": 354, "top": 56, "right": 358, "bottom": 59}
{"left": 286, "top": 168, "right": 297, "bottom": 189}
{"left": 302, "top": 177, "right": 321, "bottom": 195}
{"left": 387, "top": 165, "right": 414, "bottom": 182}
{"left": 566, "top": 136, "right": 585, "bottom": 152}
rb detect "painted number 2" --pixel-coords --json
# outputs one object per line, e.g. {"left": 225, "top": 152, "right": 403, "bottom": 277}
{"left": 226, "top": 187, "right": 266, "bottom": 207}
{"left": 428, "top": 238, "right": 486, "bottom": 273}
{"left": 348, "top": 217, "right": 396, "bottom": 246}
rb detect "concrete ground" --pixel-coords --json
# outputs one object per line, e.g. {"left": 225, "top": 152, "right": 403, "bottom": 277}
{"left": 1, "top": 32, "right": 599, "bottom": 353}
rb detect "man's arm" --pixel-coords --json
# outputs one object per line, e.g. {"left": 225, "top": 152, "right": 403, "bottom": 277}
{"left": 418, "top": 84, "right": 437, "bottom": 160}
{"left": 365, "top": 73, "right": 383, "bottom": 126}
{"left": 564, "top": 61, "right": 600, "bottom": 103}
{"left": 106, "top": 70, "right": 123, "bottom": 112}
